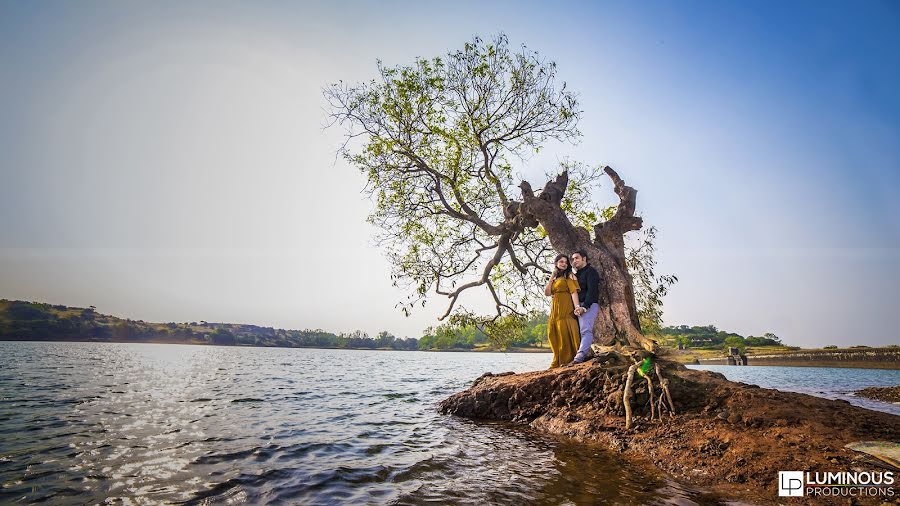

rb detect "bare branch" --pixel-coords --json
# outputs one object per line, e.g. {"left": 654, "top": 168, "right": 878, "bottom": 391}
{"left": 438, "top": 234, "right": 511, "bottom": 320}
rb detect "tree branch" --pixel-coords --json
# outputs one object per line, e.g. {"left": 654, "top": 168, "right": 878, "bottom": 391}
{"left": 438, "top": 234, "right": 512, "bottom": 320}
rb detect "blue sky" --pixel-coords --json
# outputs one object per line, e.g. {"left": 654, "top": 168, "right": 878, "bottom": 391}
{"left": 1, "top": 1, "right": 898, "bottom": 346}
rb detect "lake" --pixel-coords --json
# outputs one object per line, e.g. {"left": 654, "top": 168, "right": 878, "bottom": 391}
{"left": 1, "top": 342, "right": 897, "bottom": 504}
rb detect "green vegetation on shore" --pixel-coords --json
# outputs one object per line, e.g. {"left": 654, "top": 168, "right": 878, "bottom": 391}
{"left": 0, "top": 299, "right": 419, "bottom": 350}
{"left": 6, "top": 299, "right": 889, "bottom": 356}
{"left": 0, "top": 299, "right": 553, "bottom": 352}
{"left": 418, "top": 314, "right": 548, "bottom": 351}
{"left": 658, "top": 326, "right": 899, "bottom": 368}
{"left": 657, "top": 325, "right": 786, "bottom": 351}
{"left": 655, "top": 324, "right": 814, "bottom": 364}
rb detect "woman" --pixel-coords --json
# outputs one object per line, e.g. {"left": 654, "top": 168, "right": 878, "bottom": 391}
{"left": 544, "top": 254, "right": 581, "bottom": 368}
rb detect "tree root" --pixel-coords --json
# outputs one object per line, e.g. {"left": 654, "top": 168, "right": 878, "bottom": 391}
{"left": 656, "top": 362, "right": 676, "bottom": 416}
{"left": 644, "top": 373, "right": 656, "bottom": 421}
{"left": 622, "top": 355, "right": 677, "bottom": 429}
{"left": 623, "top": 364, "right": 637, "bottom": 429}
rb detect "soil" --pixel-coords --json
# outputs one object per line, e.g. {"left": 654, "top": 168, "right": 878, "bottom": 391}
{"left": 439, "top": 353, "right": 900, "bottom": 505}
{"left": 857, "top": 386, "right": 900, "bottom": 403}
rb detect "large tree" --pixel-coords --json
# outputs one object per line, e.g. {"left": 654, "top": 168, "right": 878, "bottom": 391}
{"left": 326, "top": 35, "right": 668, "bottom": 352}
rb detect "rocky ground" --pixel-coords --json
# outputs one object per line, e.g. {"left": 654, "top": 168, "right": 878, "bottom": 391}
{"left": 857, "top": 386, "right": 900, "bottom": 404}
{"left": 439, "top": 352, "right": 900, "bottom": 505}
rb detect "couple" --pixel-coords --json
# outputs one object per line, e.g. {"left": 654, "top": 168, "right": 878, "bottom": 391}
{"left": 543, "top": 250, "right": 601, "bottom": 368}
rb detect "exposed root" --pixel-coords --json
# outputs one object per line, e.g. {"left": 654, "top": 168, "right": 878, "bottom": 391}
{"left": 656, "top": 390, "right": 667, "bottom": 417}
{"left": 644, "top": 374, "right": 656, "bottom": 421}
{"left": 656, "top": 362, "right": 676, "bottom": 416}
{"left": 623, "top": 363, "right": 637, "bottom": 429}
{"left": 622, "top": 353, "right": 678, "bottom": 427}
{"left": 447, "top": 347, "right": 680, "bottom": 431}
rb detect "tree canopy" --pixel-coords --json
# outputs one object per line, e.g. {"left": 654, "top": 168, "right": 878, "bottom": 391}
{"left": 326, "top": 34, "right": 674, "bottom": 346}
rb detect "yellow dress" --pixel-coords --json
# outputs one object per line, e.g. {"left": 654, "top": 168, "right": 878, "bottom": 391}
{"left": 548, "top": 276, "right": 580, "bottom": 368}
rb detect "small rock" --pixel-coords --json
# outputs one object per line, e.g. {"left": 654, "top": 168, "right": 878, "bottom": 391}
{"left": 727, "top": 473, "right": 747, "bottom": 483}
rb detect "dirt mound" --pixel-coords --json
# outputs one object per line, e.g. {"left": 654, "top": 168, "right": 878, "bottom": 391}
{"left": 857, "top": 386, "right": 900, "bottom": 403}
{"left": 439, "top": 356, "right": 900, "bottom": 504}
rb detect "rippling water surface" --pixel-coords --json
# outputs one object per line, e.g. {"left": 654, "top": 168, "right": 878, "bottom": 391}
{"left": 1, "top": 342, "right": 699, "bottom": 505}
{"left": 4, "top": 343, "right": 897, "bottom": 504}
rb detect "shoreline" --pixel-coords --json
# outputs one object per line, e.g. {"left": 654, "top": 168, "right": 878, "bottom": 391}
{"left": 692, "top": 347, "right": 900, "bottom": 371}
{"left": 7, "top": 340, "right": 900, "bottom": 368}
{"left": 695, "top": 360, "right": 899, "bottom": 370}
{"left": 0, "top": 338, "right": 549, "bottom": 353}
{"left": 856, "top": 386, "right": 900, "bottom": 403}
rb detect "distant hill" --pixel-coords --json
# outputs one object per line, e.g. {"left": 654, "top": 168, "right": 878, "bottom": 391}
{"left": 0, "top": 300, "right": 810, "bottom": 353}
{"left": 658, "top": 324, "right": 785, "bottom": 350}
{"left": 0, "top": 299, "right": 418, "bottom": 350}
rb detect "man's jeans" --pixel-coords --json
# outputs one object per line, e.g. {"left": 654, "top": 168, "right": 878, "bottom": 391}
{"left": 574, "top": 303, "right": 599, "bottom": 362}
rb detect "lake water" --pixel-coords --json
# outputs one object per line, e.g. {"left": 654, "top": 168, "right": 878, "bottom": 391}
{"left": 1, "top": 342, "right": 898, "bottom": 505}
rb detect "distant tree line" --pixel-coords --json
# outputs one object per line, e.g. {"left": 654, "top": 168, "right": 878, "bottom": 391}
{"left": 0, "top": 300, "right": 417, "bottom": 351}
{"left": 1, "top": 300, "right": 796, "bottom": 353}
{"left": 418, "top": 313, "right": 548, "bottom": 350}
{"left": 658, "top": 324, "right": 785, "bottom": 351}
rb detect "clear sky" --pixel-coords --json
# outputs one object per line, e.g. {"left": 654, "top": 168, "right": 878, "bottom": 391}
{"left": 1, "top": 0, "right": 898, "bottom": 347}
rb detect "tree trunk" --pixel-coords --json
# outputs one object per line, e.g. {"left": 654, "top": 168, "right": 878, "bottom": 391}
{"left": 518, "top": 167, "right": 656, "bottom": 352}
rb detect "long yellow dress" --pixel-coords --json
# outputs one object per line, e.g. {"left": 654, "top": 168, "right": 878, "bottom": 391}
{"left": 548, "top": 276, "right": 580, "bottom": 368}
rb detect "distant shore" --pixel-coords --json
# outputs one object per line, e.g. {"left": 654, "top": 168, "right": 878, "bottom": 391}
{"left": 0, "top": 337, "right": 550, "bottom": 353}
{"left": 687, "top": 347, "right": 900, "bottom": 370}
{"left": 0, "top": 300, "right": 552, "bottom": 353}
{"left": 7, "top": 337, "right": 899, "bottom": 365}
{"left": 427, "top": 345, "right": 550, "bottom": 353}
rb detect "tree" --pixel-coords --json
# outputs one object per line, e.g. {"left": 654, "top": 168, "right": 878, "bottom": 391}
{"left": 762, "top": 332, "right": 781, "bottom": 344}
{"left": 326, "top": 34, "right": 670, "bottom": 352}
{"left": 113, "top": 321, "right": 134, "bottom": 340}
{"left": 530, "top": 322, "right": 548, "bottom": 347}
{"left": 210, "top": 328, "right": 236, "bottom": 346}
{"left": 723, "top": 336, "right": 746, "bottom": 353}
{"left": 375, "top": 330, "right": 396, "bottom": 348}
{"left": 627, "top": 226, "right": 678, "bottom": 335}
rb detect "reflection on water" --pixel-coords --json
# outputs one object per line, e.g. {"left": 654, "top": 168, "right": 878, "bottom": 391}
{"left": 2, "top": 343, "right": 693, "bottom": 505}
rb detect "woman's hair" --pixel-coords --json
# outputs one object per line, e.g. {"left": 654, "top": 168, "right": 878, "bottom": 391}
{"left": 553, "top": 254, "right": 573, "bottom": 279}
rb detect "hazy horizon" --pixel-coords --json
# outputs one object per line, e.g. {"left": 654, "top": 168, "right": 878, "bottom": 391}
{"left": 1, "top": 1, "right": 898, "bottom": 347}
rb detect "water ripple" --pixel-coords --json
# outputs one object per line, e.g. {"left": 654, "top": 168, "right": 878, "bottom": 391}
{"left": 4, "top": 342, "right": 889, "bottom": 504}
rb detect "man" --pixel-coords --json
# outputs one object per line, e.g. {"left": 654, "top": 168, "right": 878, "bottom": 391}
{"left": 571, "top": 250, "right": 601, "bottom": 364}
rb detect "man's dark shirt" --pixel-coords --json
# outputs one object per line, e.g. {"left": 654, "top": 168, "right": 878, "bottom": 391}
{"left": 575, "top": 263, "right": 601, "bottom": 308}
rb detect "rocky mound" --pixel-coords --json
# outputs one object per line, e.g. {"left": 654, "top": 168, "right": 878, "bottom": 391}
{"left": 857, "top": 386, "right": 900, "bottom": 403}
{"left": 439, "top": 353, "right": 900, "bottom": 504}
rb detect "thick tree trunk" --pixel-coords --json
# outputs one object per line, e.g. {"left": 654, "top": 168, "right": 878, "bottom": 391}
{"left": 518, "top": 167, "right": 655, "bottom": 352}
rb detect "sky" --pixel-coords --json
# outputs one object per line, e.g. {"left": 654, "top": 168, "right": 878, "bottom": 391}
{"left": 1, "top": 0, "right": 898, "bottom": 347}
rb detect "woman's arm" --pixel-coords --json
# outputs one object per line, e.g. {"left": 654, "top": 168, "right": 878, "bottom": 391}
{"left": 571, "top": 291, "right": 580, "bottom": 311}
{"left": 544, "top": 273, "right": 555, "bottom": 297}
